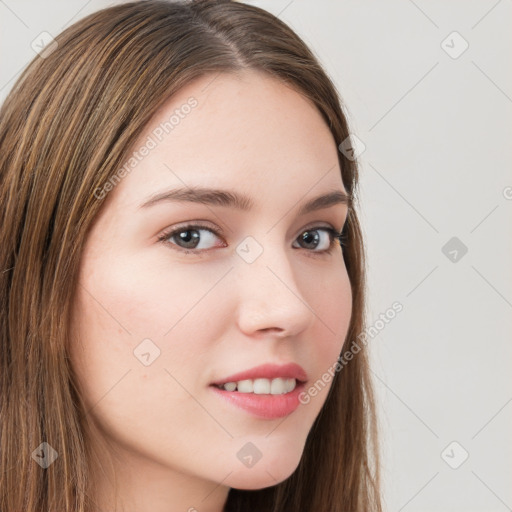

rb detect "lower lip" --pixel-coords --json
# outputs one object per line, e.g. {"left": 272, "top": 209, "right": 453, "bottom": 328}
{"left": 209, "top": 381, "right": 307, "bottom": 419}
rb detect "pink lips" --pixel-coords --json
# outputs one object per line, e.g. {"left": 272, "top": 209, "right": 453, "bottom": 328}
{"left": 209, "top": 363, "right": 308, "bottom": 420}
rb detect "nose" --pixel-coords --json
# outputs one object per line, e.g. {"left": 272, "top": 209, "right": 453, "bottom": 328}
{"left": 233, "top": 241, "right": 317, "bottom": 339}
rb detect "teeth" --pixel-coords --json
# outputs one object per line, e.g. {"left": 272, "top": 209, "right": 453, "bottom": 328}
{"left": 286, "top": 379, "right": 296, "bottom": 392}
{"left": 218, "top": 378, "right": 297, "bottom": 394}
{"left": 223, "top": 382, "right": 237, "bottom": 392}
{"left": 237, "top": 379, "right": 254, "bottom": 393}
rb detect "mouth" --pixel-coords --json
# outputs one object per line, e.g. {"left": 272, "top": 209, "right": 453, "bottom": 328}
{"left": 208, "top": 362, "right": 308, "bottom": 419}
{"left": 209, "top": 362, "right": 308, "bottom": 395}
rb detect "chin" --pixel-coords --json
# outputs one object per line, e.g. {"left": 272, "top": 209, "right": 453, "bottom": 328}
{"left": 224, "top": 453, "right": 302, "bottom": 490}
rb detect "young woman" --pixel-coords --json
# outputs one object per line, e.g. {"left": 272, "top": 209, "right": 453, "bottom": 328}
{"left": 0, "top": 1, "right": 382, "bottom": 511}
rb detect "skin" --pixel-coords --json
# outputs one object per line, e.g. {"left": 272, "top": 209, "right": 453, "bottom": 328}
{"left": 70, "top": 69, "right": 352, "bottom": 512}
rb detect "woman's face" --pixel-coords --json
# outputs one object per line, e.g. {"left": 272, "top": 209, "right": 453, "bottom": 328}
{"left": 70, "top": 69, "right": 352, "bottom": 505}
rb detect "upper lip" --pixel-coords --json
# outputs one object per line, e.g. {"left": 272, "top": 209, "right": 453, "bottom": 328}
{"left": 210, "top": 363, "right": 308, "bottom": 386}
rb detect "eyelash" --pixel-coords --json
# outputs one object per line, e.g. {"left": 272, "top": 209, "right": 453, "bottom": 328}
{"left": 157, "top": 223, "right": 348, "bottom": 256}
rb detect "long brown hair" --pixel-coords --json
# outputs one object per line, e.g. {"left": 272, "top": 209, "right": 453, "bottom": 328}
{"left": 0, "top": 1, "right": 382, "bottom": 510}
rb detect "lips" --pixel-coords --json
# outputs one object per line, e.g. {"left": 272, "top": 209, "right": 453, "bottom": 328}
{"left": 209, "top": 362, "right": 308, "bottom": 386}
{"left": 210, "top": 380, "right": 307, "bottom": 419}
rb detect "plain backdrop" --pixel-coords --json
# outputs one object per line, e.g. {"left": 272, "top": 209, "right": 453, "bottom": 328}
{"left": 1, "top": 1, "right": 511, "bottom": 511}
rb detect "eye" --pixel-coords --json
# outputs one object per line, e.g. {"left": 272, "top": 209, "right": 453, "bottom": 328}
{"left": 292, "top": 227, "right": 345, "bottom": 253}
{"left": 157, "top": 223, "right": 347, "bottom": 255}
{"left": 157, "top": 223, "right": 225, "bottom": 254}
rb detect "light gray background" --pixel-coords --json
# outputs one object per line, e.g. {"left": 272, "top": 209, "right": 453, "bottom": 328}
{"left": 1, "top": 1, "right": 511, "bottom": 511}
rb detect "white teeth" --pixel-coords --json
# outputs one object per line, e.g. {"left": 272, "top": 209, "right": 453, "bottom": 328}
{"left": 237, "top": 379, "right": 253, "bottom": 393}
{"left": 270, "top": 377, "right": 286, "bottom": 394}
{"left": 253, "top": 378, "right": 270, "bottom": 394}
{"left": 223, "top": 382, "right": 237, "bottom": 392}
{"left": 219, "top": 377, "right": 297, "bottom": 394}
{"left": 285, "top": 378, "right": 296, "bottom": 392}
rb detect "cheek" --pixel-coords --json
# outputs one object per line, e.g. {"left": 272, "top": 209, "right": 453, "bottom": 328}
{"left": 311, "top": 262, "right": 352, "bottom": 347}
{"left": 69, "top": 252, "right": 228, "bottom": 404}
{"left": 74, "top": 248, "right": 215, "bottom": 337}
{"left": 68, "top": 255, "right": 226, "bottom": 453}
{"left": 300, "top": 264, "right": 352, "bottom": 408}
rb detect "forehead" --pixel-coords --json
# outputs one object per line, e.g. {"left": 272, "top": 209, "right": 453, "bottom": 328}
{"left": 110, "top": 69, "right": 345, "bottom": 209}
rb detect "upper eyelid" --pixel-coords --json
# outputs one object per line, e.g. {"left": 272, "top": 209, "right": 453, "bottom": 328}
{"left": 163, "top": 216, "right": 345, "bottom": 233}
{"left": 164, "top": 220, "right": 225, "bottom": 236}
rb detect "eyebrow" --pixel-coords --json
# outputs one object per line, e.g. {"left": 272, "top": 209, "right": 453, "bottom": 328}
{"left": 139, "top": 186, "right": 351, "bottom": 215}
